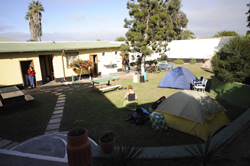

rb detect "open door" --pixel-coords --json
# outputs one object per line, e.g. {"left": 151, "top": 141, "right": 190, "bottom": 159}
{"left": 19, "top": 60, "right": 36, "bottom": 87}
{"left": 89, "top": 54, "right": 98, "bottom": 77}
{"left": 39, "top": 55, "right": 54, "bottom": 84}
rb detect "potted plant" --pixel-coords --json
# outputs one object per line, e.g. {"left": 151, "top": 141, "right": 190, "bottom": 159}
{"left": 99, "top": 130, "right": 116, "bottom": 153}
{"left": 69, "top": 59, "right": 93, "bottom": 81}
{"left": 67, "top": 120, "right": 92, "bottom": 166}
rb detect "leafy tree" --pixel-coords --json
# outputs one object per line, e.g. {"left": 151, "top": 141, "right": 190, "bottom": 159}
{"left": 213, "top": 30, "right": 238, "bottom": 37}
{"left": 246, "top": 3, "right": 250, "bottom": 35}
{"left": 121, "top": 0, "right": 186, "bottom": 73}
{"left": 160, "top": 53, "right": 167, "bottom": 61}
{"left": 211, "top": 35, "right": 250, "bottom": 84}
{"left": 115, "top": 36, "right": 127, "bottom": 41}
{"left": 97, "top": 39, "right": 101, "bottom": 41}
{"left": 25, "top": 1, "right": 44, "bottom": 41}
{"left": 167, "top": 0, "right": 189, "bottom": 40}
{"left": 180, "top": 30, "right": 196, "bottom": 40}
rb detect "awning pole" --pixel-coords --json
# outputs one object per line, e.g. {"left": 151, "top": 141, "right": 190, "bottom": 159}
{"left": 61, "top": 50, "right": 67, "bottom": 81}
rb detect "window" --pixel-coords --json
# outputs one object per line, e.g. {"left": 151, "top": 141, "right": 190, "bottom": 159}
{"left": 66, "top": 52, "right": 78, "bottom": 67}
{"left": 102, "top": 52, "right": 105, "bottom": 56}
{"left": 115, "top": 51, "right": 118, "bottom": 55}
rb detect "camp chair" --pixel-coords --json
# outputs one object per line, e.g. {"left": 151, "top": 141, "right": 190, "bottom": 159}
{"left": 193, "top": 76, "right": 204, "bottom": 85}
{"left": 193, "top": 78, "right": 207, "bottom": 93}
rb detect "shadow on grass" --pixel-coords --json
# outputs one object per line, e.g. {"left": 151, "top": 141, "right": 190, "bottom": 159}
{"left": 61, "top": 86, "right": 205, "bottom": 147}
{"left": 0, "top": 91, "right": 57, "bottom": 142}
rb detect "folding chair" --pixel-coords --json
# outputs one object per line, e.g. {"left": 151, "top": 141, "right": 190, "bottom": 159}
{"left": 193, "top": 79, "right": 207, "bottom": 93}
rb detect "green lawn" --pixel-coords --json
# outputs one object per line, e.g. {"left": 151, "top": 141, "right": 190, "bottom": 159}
{"left": 60, "top": 64, "right": 246, "bottom": 147}
{"left": 0, "top": 64, "right": 246, "bottom": 145}
{"left": 0, "top": 91, "right": 57, "bottom": 142}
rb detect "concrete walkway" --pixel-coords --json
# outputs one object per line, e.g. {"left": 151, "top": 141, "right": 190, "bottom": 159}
{"left": 0, "top": 71, "right": 250, "bottom": 165}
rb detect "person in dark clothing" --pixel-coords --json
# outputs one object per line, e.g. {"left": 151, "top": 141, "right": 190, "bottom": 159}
{"left": 123, "top": 85, "right": 138, "bottom": 111}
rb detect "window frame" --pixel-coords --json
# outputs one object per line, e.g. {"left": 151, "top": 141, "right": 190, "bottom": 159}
{"left": 66, "top": 52, "right": 79, "bottom": 68}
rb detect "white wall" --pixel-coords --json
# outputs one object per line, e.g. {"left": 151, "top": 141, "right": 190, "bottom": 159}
{"left": 127, "top": 37, "right": 230, "bottom": 63}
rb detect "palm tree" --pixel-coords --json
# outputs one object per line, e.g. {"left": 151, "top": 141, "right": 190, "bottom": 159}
{"left": 25, "top": 1, "right": 44, "bottom": 41}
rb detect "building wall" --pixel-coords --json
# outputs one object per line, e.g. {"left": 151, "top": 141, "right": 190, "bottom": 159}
{"left": 0, "top": 52, "right": 43, "bottom": 86}
{"left": 64, "top": 47, "right": 122, "bottom": 79}
{"left": 0, "top": 47, "right": 122, "bottom": 87}
{"left": 128, "top": 37, "right": 230, "bottom": 63}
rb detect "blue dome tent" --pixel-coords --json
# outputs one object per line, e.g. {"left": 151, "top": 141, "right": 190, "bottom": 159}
{"left": 158, "top": 67, "right": 197, "bottom": 90}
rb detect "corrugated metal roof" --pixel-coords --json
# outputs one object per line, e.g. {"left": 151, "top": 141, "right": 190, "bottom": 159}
{"left": 0, "top": 41, "right": 121, "bottom": 53}
{"left": 0, "top": 36, "right": 21, "bottom": 42}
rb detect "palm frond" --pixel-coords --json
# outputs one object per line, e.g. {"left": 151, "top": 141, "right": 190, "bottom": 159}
{"left": 100, "top": 145, "right": 145, "bottom": 166}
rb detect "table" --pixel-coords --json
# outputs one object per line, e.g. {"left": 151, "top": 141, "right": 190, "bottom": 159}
{"left": 91, "top": 78, "right": 121, "bottom": 93}
{"left": 0, "top": 86, "right": 33, "bottom": 107}
{"left": 0, "top": 86, "right": 19, "bottom": 93}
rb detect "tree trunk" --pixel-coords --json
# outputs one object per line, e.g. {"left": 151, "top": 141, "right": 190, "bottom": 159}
{"left": 141, "top": 55, "right": 146, "bottom": 74}
{"left": 141, "top": 6, "right": 151, "bottom": 74}
{"left": 31, "top": 11, "right": 42, "bottom": 41}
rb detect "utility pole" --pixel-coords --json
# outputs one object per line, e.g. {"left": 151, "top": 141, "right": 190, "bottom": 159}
{"left": 213, "top": 24, "right": 215, "bottom": 36}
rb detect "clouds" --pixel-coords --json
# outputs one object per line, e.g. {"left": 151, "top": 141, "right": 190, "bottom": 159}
{"left": 41, "top": 28, "right": 127, "bottom": 41}
{"left": 69, "top": 12, "right": 85, "bottom": 21}
{"left": 1, "top": 0, "right": 250, "bottom": 41}
{"left": 0, "top": 32, "right": 30, "bottom": 41}
{"left": 0, "top": 25, "right": 15, "bottom": 32}
{"left": 182, "top": 0, "right": 250, "bottom": 37}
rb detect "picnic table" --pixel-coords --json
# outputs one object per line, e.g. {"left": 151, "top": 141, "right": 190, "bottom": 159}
{"left": 0, "top": 86, "right": 34, "bottom": 108}
{"left": 91, "top": 78, "right": 121, "bottom": 93}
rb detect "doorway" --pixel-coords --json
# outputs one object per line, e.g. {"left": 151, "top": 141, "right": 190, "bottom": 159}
{"left": 122, "top": 54, "right": 129, "bottom": 71}
{"left": 89, "top": 54, "right": 98, "bottom": 77}
{"left": 39, "top": 55, "right": 54, "bottom": 84}
{"left": 20, "top": 60, "right": 36, "bottom": 87}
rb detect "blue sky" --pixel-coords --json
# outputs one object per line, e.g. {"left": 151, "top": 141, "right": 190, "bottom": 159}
{"left": 0, "top": 0, "right": 249, "bottom": 41}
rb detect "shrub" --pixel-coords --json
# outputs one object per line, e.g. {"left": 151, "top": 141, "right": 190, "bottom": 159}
{"left": 211, "top": 35, "right": 250, "bottom": 84}
{"left": 160, "top": 54, "right": 167, "bottom": 61}
{"left": 189, "top": 59, "right": 197, "bottom": 64}
{"left": 173, "top": 59, "right": 185, "bottom": 64}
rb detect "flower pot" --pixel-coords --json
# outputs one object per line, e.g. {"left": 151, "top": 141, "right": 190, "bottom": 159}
{"left": 67, "top": 128, "right": 92, "bottom": 166}
{"left": 99, "top": 136, "right": 115, "bottom": 154}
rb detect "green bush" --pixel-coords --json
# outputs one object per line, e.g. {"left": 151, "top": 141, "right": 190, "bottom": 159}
{"left": 160, "top": 54, "right": 167, "bottom": 61}
{"left": 173, "top": 59, "right": 185, "bottom": 64}
{"left": 189, "top": 59, "right": 197, "bottom": 64}
{"left": 211, "top": 35, "right": 250, "bottom": 84}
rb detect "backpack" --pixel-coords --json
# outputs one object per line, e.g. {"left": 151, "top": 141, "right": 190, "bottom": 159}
{"left": 125, "top": 108, "right": 149, "bottom": 125}
{"left": 151, "top": 96, "right": 166, "bottom": 110}
{"left": 150, "top": 112, "right": 168, "bottom": 132}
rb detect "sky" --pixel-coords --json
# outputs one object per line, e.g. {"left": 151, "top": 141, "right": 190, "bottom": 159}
{"left": 0, "top": 0, "right": 249, "bottom": 41}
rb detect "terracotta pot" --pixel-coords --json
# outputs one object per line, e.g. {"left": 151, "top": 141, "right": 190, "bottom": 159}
{"left": 99, "top": 136, "right": 115, "bottom": 154}
{"left": 67, "top": 128, "right": 92, "bottom": 166}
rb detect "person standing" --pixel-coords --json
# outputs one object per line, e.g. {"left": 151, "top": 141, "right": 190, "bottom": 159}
{"left": 27, "top": 66, "right": 35, "bottom": 88}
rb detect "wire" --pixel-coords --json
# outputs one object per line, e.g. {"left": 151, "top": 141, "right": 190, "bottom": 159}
{"left": 0, "top": 9, "right": 52, "bottom": 41}
{"left": 0, "top": 9, "right": 30, "bottom": 32}
{"left": 182, "top": 0, "right": 192, "bottom": 9}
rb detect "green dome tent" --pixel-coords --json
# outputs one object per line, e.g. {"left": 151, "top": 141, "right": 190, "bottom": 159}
{"left": 156, "top": 90, "right": 231, "bottom": 141}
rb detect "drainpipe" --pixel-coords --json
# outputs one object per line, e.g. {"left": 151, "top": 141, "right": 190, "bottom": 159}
{"left": 61, "top": 50, "right": 67, "bottom": 81}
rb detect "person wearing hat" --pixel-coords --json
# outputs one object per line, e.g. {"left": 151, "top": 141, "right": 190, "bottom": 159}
{"left": 27, "top": 66, "right": 36, "bottom": 88}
